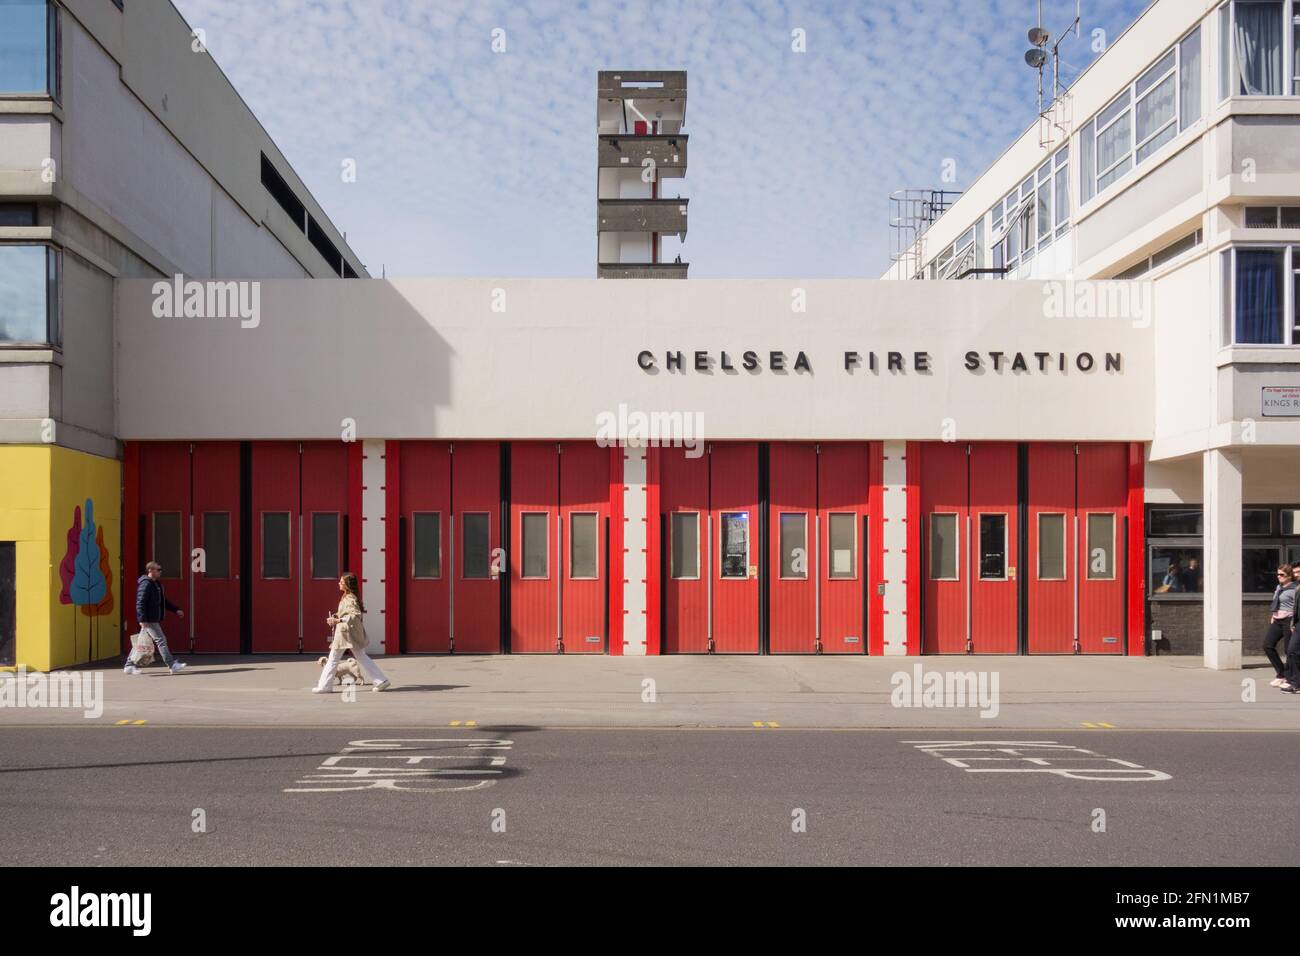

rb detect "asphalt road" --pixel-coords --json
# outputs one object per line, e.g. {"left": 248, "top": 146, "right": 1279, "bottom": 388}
{"left": 0, "top": 726, "right": 1290, "bottom": 866}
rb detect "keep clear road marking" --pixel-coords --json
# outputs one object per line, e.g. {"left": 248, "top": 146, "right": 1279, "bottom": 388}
{"left": 284, "top": 737, "right": 513, "bottom": 794}
{"left": 903, "top": 740, "right": 1171, "bottom": 781}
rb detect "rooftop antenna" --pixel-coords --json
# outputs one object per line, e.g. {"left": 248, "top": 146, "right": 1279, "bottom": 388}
{"left": 1025, "top": 0, "right": 1082, "bottom": 147}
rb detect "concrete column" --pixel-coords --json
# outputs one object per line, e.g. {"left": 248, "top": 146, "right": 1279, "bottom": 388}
{"left": 1203, "top": 448, "right": 1242, "bottom": 670}
{"left": 621, "top": 445, "right": 648, "bottom": 656}
{"left": 881, "top": 440, "right": 909, "bottom": 655}
{"left": 361, "top": 439, "right": 388, "bottom": 655}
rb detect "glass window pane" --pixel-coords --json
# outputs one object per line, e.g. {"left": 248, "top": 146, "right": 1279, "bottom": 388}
{"left": 1151, "top": 547, "right": 1203, "bottom": 592}
{"left": 1294, "top": 14, "right": 1300, "bottom": 94}
{"left": 521, "top": 513, "right": 548, "bottom": 579}
{"left": 829, "top": 513, "right": 856, "bottom": 579}
{"left": 1097, "top": 91, "right": 1131, "bottom": 129}
{"left": 1054, "top": 165, "right": 1069, "bottom": 225}
{"left": 1235, "top": 0, "right": 1284, "bottom": 95}
{"left": 979, "top": 514, "right": 1007, "bottom": 580}
{"left": 1149, "top": 509, "right": 1204, "bottom": 535}
{"left": 929, "top": 514, "right": 958, "bottom": 580}
{"left": 0, "top": 245, "right": 51, "bottom": 343}
{"left": 1235, "top": 249, "right": 1285, "bottom": 344}
{"left": 1136, "top": 50, "right": 1177, "bottom": 95}
{"left": 670, "top": 513, "right": 699, "bottom": 579}
{"left": 1243, "top": 508, "right": 1273, "bottom": 535}
{"left": 1036, "top": 185, "right": 1052, "bottom": 241}
{"left": 0, "top": 0, "right": 50, "bottom": 93}
{"left": 1080, "top": 119, "right": 1096, "bottom": 202}
{"left": 720, "top": 512, "right": 749, "bottom": 579}
{"left": 153, "top": 512, "right": 183, "bottom": 579}
{"left": 1180, "top": 27, "right": 1202, "bottom": 128}
{"left": 1038, "top": 514, "right": 1066, "bottom": 580}
{"left": 261, "top": 512, "right": 290, "bottom": 580}
{"left": 202, "top": 513, "right": 230, "bottom": 580}
{"left": 412, "top": 512, "right": 441, "bottom": 579}
{"left": 462, "top": 513, "right": 489, "bottom": 579}
{"left": 1244, "top": 546, "right": 1282, "bottom": 593}
{"left": 311, "top": 513, "right": 339, "bottom": 580}
{"left": 1288, "top": 544, "right": 1300, "bottom": 566}
{"left": 1220, "top": 4, "right": 1233, "bottom": 100}
{"left": 1097, "top": 116, "right": 1132, "bottom": 175}
{"left": 1136, "top": 122, "right": 1177, "bottom": 163}
{"left": 779, "top": 514, "right": 807, "bottom": 579}
{"left": 1281, "top": 509, "right": 1300, "bottom": 536}
{"left": 1086, "top": 514, "right": 1115, "bottom": 580}
{"left": 570, "top": 513, "right": 598, "bottom": 579}
{"left": 1135, "top": 72, "right": 1176, "bottom": 143}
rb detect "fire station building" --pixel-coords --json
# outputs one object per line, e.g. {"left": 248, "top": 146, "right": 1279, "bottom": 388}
{"left": 3, "top": 0, "right": 1300, "bottom": 672}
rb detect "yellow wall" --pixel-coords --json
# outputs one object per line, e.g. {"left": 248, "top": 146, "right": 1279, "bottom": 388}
{"left": 0, "top": 445, "right": 121, "bottom": 672}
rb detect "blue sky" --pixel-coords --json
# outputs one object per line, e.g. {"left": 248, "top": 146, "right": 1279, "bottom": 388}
{"left": 172, "top": 0, "right": 1153, "bottom": 278}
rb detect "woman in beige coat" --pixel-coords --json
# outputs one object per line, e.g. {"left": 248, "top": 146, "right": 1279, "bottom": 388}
{"left": 312, "top": 572, "right": 392, "bottom": 693}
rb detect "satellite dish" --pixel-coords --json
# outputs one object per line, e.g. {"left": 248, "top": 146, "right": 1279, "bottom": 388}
{"left": 1028, "top": 26, "right": 1050, "bottom": 47}
{"left": 1025, "top": 48, "right": 1048, "bottom": 69}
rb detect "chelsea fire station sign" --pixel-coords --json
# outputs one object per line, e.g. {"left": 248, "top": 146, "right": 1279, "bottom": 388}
{"left": 637, "top": 350, "right": 1124, "bottom": 374}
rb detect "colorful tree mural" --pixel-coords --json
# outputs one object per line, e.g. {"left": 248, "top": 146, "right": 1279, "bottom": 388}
{"left": 58, "top": 505, "right": 81, "bottom": 606}
{"left": 61, "top": 498, "right": 114, "bottom": 662}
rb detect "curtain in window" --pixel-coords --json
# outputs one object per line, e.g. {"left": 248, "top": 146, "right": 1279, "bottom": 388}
{"left": 1235, "top": 250, "right": 1283, "bottom": 344}
{"left": 1235, "top": 1, "right": 1283, "bottom": 95}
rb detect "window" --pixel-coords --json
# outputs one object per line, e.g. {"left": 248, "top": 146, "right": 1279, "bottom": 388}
{"left": 1220, "top": 1, "right": 1286, "bottom": 96}
{"left": 311, "top": 513, "right": 339, "bottom": 580}
{"left": 0, "top": 245, "right": 60, "bottom": 345}
{"left": 260, "top": 154, "right": 306, "bottom": 231}
{"left": 828, "top": 513, "right": 857, "bottom": 580}
{"left": 1082, "top": 28, "right": 1201, "bottom": 202}
{"left": 1086, "top": 514, "right": 1116, "bottom": 580}
{"left": 1149, "top": 509, "right": 1203, "bottom": 535}
{"left": 1180, "top": 28, "right": 1203, "bottom": 129}
{"left": 1244, "top": 546, "right": 1283, "bottom": 592}
{"left": 989, "top": 147, "right": 1069, "bottom": 277}
{"left": 202, "top": 513, "right": 231, "bottom": 579}
{"left": 0, "top": 204, "right": 36, "bottom": 227}
{"left": 412, "top": 513, "right": 441, "bottom": 579}
{"left": 1115, "top": 229, "right": 1204, "bottom": 279}
{"left": 1245, "top": 205, "right": 1300, "bottom": 227}
{"left": 929, "top": 514, "right": 959, "bottom": 581}
{"left": 261, "top": 512, "right": 290, "bottom": 580}
{"left": 1151, "top": 547, "right": 1204, "bottom": 593}
{"left": 0, "top": 0, "right": 58, "bottom": 97}
{"left": 521, "top": 513, "right": 548, "bottom": 579}
{"left": 1038, "top": 513, "right": 1066, "bottom": 580}
{"left": 1282, "top": 508, "right": 1300, "bottom": 535}
{"left": 670, "top": 513, "right": 700, "bottom": 579}
{"left": 462, "top": 513, "right": 490, "bottom": 579}
{"left": 153, "top": 513, "right": 183, "bottom": 579}
{"left": 1222, "top": 246, "right": 1296, "bottom": 345}
{"left": 719, "top": 513, "right": 749, "bottom": 579}
{"left": 1244, "top": 508, "right": 1274, "bottom": 534}
{"left": 779, "top": 514, "right": 807, "bottom": 580}
{"left": 570, "top": 513, "right": 598, "bottom": 579}
{"left": 978, "top": 514, "right": 1007, "bottom": 580}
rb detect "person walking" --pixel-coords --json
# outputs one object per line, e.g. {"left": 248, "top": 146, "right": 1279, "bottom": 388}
{"left": 127, "top": 561, "right": 189, "bottom": 675}
{"left": 313, "top": 572, "right": 392, "bottom": 693}
{"left": 1261, "top": 564, "right": 1296, "bottom": 687}
{"left": 1281, "top": 564, "right": 1300, "bottom": 694}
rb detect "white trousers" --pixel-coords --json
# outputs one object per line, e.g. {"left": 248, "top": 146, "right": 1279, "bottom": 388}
{"left": 315, "top": 645, "right": 388, "bottom": 690}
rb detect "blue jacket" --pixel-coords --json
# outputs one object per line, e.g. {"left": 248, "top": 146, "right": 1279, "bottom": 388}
{"left": 136, "top": 575, "right": 180, "bottom": 624}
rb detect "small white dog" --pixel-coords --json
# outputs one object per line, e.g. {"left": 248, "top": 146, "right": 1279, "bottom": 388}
{"left": 318, "top": 655, "right": 365, "bottom": 685}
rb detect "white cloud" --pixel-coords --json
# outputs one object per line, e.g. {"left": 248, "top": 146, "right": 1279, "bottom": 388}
{"left": 173, "top": 0, "right": 1151, "bottom": 278}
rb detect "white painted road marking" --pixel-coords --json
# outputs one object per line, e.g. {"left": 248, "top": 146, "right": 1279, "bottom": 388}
{"left": 903, "top": 740, "right": 1171, "bottom": 781}
{"left": 285, "top": 737, "right": 514, "bottom": 793}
